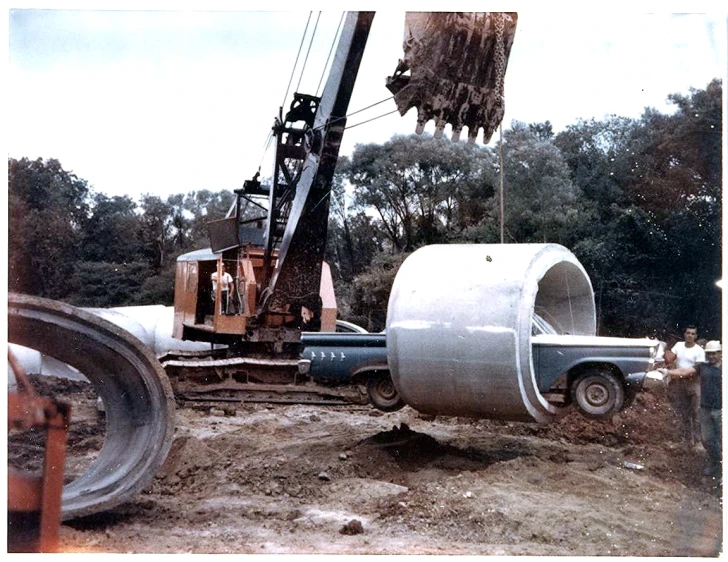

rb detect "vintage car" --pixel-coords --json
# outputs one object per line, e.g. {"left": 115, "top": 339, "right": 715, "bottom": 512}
{"left": 301, "top": 313, "right": 658, "bottom": 419}
{"left": 532, "top": 313, "right": 659, "bottom": 419}
{"left": 300, "top": 330, "right": 404, "bottom": 412}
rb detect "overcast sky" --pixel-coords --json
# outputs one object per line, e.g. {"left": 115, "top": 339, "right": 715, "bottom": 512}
{"left": 6, "top": 4, "right": 727, "bottom": 199}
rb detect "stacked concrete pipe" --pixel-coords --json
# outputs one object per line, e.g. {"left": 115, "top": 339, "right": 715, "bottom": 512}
{"left": 387, "top": 244, "right": 596, "bottom": 424}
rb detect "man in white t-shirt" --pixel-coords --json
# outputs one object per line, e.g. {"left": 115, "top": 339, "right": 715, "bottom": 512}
{"left": 668, "top": 325, "right": 706, "bottom": 446}
{"left": 211, "top": 263, "right": 234, "bottom": 314}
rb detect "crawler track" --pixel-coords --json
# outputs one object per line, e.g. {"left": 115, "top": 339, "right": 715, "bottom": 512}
{"left": 7, "top": 293, "right": 176, "bottom": 520}
{"left": 159, "top": 350, "right": 369, "bottom": 406}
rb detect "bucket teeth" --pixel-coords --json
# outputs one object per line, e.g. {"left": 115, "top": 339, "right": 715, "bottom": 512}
{"left": 386, "top": 12, "right": 518, "bottom": 143}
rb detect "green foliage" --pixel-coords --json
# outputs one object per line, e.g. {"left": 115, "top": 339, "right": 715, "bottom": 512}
{"left": 136, "top": 267, "right": 177, "bottom": 306}
{"left": 7, "top": 157, "right": 230, "bottom": 306}
{"left": 8, "top": 157, "right": 90, "bottom": 298}
{"left": 345, "top": 134, "right": 498, "bottom": 251}
{"left": 501, "top": 122, "right": 595, "bottom": 245}
{"left": 555, "top": 80, "right": 722, "bottom": 337}
{"left": 182, "top": 189, "right": 236, "bottom": 249}
{"left": 327, "top": 211, "right": 387, "bottom": 281}
{"left": 346, "top": 251, "right": 409, "bottom": 332}
{"left": 137, "top": 194, "right": 173, "bottom": 268}
{"left": 81, "top": 193, "right": 144, "bottom": 263}
{"left": 68, "top": 261, "right": 153, "bottom": 307}
{"left": 554, "top": 115, "right": 637, "bottom": 211}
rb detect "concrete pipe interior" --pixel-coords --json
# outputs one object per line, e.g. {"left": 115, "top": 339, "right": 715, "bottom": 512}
{"left": 7, "top": 293, "right": 176, "bottom": 520}
{"left": 386, "top": 244, "right": 595, "bottom": 423}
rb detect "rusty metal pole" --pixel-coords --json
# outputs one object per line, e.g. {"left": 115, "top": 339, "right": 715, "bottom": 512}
{"left": 38, "top": 404, "right": 71, "bottom": 552}
{"left": 8, "top": 349, "right": 71, "bottom": 553}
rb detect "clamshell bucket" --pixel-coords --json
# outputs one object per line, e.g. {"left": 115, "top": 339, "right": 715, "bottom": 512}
{"left": 386, "top": 244, "right": 595, "bottom": 423}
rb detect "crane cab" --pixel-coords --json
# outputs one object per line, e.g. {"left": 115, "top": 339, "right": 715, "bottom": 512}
{"left": 173, "top": 246, "right": 337, "bottom": 345}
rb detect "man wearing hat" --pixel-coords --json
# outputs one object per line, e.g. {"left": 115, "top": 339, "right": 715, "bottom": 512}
{"left": 663, "top": 341, "right": 722, "bottom": 481}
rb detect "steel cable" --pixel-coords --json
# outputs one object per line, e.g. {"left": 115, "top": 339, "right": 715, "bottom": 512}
{"left": 316, "top": 12, "right": 345, "bottom": 97}
{"left": 296, "top": 12, "right": 322, "bottom": 95}
{"left": 282, "top": 12, "right": 313, "bottom": 110}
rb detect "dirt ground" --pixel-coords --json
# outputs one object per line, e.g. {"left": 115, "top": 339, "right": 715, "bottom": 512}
{"left": 9, "top": 375, "right": 724, "bottom": 556}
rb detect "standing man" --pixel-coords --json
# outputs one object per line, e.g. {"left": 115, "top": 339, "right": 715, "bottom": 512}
{"left": 664, "top": 341, "right": 722, "bottom": 481}
{"left": 211, "top": 263, "right": 234, "bottom": 314}
{"left": 667, "top": 325, "right": 706, "bottom": 445}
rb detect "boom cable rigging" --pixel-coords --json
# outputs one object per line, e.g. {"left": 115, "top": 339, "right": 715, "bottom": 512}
{"left": 282, "top": 12, "right": 313, "bottom": 110}
{"left": 282, "top": 12, "right": 401, "bottom": 138}
{"left": 257, "top": 12, "right": 397, "bottom": 176}
{"left": 251, "top": 96, "right": 398, "bottom": 196}
{"left": 252, "top": 12, "right": 319, "bottom": 188}
{"left": 295, "top": 12, "right": 322, "bottom": 95}
{"left": 344, "top": 108, "right": 399, "bottom": 131}
{"left": 315, "top": 96, "right": 396, "bottom": 131}
{"left": 316, "top": 12, "right": 345, "bottom": 97}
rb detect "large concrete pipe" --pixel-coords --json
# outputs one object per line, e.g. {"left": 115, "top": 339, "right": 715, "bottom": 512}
{"left": 386, "top": 244, "right": 596, "bottom": 423}
{"left": 9, "top": 305, "right": 220, "bottom": 387}
{"left": 7, "top": 293, "right": 176, "bottom": 520}
{"left": 84, "top": 305, "right": 221, "bottom": 355}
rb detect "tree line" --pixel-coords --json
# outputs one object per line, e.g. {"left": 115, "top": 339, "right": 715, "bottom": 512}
{"left": 8, "top": 79, "right": 722, "bottom": 341}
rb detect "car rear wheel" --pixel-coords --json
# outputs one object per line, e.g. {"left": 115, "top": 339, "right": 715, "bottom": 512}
{"left": 367, "top": 372, "right": 405, "bottom": 412}
{"left": 571, "top": 369, "right": 625, "bottom": 419}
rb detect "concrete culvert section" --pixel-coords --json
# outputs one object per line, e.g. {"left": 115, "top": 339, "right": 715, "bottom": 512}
{"left": 386, "top": 244, "right": 595, "bottom": 424}
{"left": 7, "top": 293, "right": 176, "bottom": 520}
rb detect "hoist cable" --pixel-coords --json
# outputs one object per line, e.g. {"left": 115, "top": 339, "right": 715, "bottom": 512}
{"left": 347, "top": 96, "right": 394, "bottom": 118}
{"left": 499, "top": 121, "right": 505, "bottom": 244}
{"left": 295, "top": 12, "right": 321, "bottom": 95}
{"left": 344, "top": 109, "right": 399, "bottom": 131}
{"left": 260, "top": 13, "right": 312, "bottom": 185}
{"left": 311, "top": 96, "right": 395, "bottom": 131}
{"left": 282, "top": 13, "right": 313, "bottom": 110}
{"left": 316, "top": 12, "right": 345, "bottom": 97}
{"left": 256, "top": 130, "right": 274, "bottom": 172}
